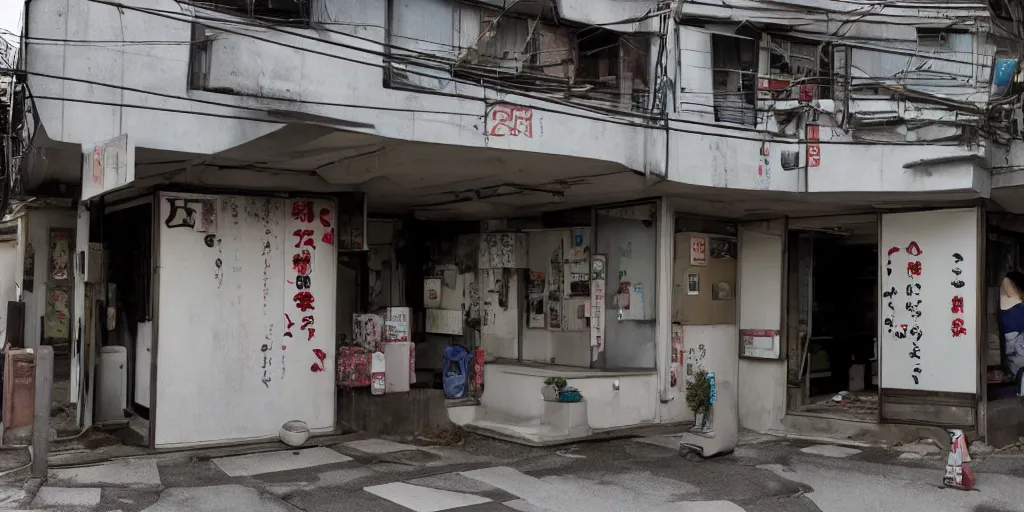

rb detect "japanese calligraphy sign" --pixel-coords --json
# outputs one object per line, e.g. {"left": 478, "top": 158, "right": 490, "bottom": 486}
{"left": 806, "top": 124, "right": 821, "bottom": 168}
{"left": 284, "top": 199, "right": 336, "bottom": 375}
{"left": 488, "top": 104, "right": 537, "bottom": 138}
{"left": 880, "top": 209, "right": 978, "bottom": 394}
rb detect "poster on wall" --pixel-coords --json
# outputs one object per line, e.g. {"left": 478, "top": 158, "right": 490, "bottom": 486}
{"left": 710, "top": 237, "right": 737, "bottom": 259}
{"left": 335, "top": 192, "right": 367, "bottom": 252}
{"left": 880, "top": 208, "right": 978, "bottom": 394}
{"left": 23, "top": 244, "right": 34, "bottom": 293}
{"left": 547, "top": 244, "right": 563, "bottom": 330}
{"left": 591, "top": 255, "right": 607, "bottom": 359}
{"left": 49, "top": 229, "right": 72, "bottom": 281}
{"left": 44, "top": 285, "right": 71, "bottom": 342}
{"left": 528, "top": 271, "right": 545, "bottom": 328}
{"left": 690, "top": 235, "right": 708, "bottom": 266}
{"left": 566, "top": 228, "right": 591, "bottom": 298}
{"left": 568, "top": 260, "right": 590, "bottom": 296}
{"left": 81, "top": 133, "right": 135, "bottom": 201}
{"left": 479, "top": 232, "right": 527, "bottom": 269}
{"left": 423, "top": 278, "right": 442, "bottom": 309}
{"left": 570, "top": 228, "right": 588, "bottom": 260}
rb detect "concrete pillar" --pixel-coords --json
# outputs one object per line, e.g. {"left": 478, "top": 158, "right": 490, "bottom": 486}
{"left": 32, "top": 345, "right": 53, "bottom": 478}
{"left": 655, "top": 198, "right": 675, "bottom": 407}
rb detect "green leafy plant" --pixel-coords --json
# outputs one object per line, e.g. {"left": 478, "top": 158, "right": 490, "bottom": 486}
{"left": 685, "top": 369, "right": 712, "bottom": 415}
{"left": 543, "top": 377, "right": 568, "bottom": 391}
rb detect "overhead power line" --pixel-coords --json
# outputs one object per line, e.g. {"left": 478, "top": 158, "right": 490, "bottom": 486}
{"left": 2, "top": 0, "right": 989, "bottom": 148}
{"left": 4, "top": 68, "right": 973, "bottom": 147}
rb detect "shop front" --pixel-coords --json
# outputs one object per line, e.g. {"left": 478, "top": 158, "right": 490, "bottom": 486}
{"left": 748, "top": 208, "right": 989, "bottom": 441}
{"left": 982, "top": 212, "right": 1024, "bottom": 446}
{"left": 407, "top": 199, "right": 692, "bottom": 443}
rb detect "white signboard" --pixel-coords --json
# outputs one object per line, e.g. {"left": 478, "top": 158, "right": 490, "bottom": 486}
{"left": 740, "top": 329, "right": 780, "bottom": 359}
{"left": 690, "top": 235, "right": 708, "bottom": 266}
{"left": 82, "top": 134, "right": 135, "bottom": 201}
{"left": 880, "top": 208, "right": 978, "bottom": 394}
{"left": 426, "top": 309, "right": 463, "bottom": 335}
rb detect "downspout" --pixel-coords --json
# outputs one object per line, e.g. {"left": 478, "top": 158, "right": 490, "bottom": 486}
{"left": 22, "top": 0, "right": 31, "bottom": 67}
{"left": 656, "top": 12, "right": 677, "bottom": 408}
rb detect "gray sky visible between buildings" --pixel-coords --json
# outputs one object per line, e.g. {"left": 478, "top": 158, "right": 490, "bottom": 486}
{"left": 0, "top": 2, "right": 21, "bottom": 48}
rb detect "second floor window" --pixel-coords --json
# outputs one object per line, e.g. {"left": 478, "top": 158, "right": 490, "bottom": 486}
{"left": 184, "top": 0, "right": 310, "bottom": 23}
{"left": 711, "top": 32, "right": 758, "bottom": 126}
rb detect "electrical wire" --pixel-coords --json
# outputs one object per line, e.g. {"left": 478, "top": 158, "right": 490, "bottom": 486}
{"left": 6, "top": 1, "right": 1001, "bottom": 148}
{"left": 65, "top": 0, "right": 1002, "bottom": 122}
{"left": 2, "top": 68, "right": 485, "bottom": 119}
{"left": 109, "top": 0, "right": 1004, "bottom": 131}
{"left": 18, "top": 82, "right": 973, "bottom": 147}
{"left": 89, "top": 0, "right": 679, "bottom": 125}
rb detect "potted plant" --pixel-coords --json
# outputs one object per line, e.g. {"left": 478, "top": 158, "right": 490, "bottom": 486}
{"left": 685, "top": 369, "right": 712, "bottom": 432}
{"left": 542, "top": 377, "right": 567, "bottom": 402}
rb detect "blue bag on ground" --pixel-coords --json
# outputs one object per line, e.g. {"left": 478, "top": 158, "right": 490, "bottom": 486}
{"left": 442, "top": 345, "right": 472, "bottom": 399}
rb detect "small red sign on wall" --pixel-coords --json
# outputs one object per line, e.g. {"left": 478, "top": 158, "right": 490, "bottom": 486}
{"left": 807, "top": 124, "right": 820, "bottom": 141}
{"left": 807, "top": 144, "right": 821, "bottom": 167}
{"left": 807, "top": 124, "right": 821, "bottom": 167}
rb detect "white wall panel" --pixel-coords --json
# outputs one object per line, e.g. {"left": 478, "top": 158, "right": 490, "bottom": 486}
{"left": 155, "top": 193, "right": 336, "bottom": 447}
{"left": 880, "top": 208, "right": 978, "bottom": 394}
{"left": 737, "top": 221, "right": 786, "bottom": 433}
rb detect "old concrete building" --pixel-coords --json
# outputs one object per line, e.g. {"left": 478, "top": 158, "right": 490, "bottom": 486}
{"left": 5, "top": 0, "right": 1024, "bottom": 447}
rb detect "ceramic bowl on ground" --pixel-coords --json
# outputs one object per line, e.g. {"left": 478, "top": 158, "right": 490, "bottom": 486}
{"left": 280, "top": 420, "right": 310, "bottom": 447}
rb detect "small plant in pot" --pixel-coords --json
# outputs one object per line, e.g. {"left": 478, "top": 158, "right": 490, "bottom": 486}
{"left": 542, "top": 377, "right": 567, "bottom": 402}
{"left": 685, "top": 369, "right": 712, "bottom": 432}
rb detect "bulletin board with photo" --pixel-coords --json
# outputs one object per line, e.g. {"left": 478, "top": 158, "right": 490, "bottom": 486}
{"left": 673, "top": 232, "right": 737, "bottom": 325}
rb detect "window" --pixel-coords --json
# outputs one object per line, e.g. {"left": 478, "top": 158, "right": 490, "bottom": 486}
{"left": 916, "top": 27, "right": 953, "bottom": 49}
{"left": 575, "top": 29, "right": 651, "bottom": 111}
{"left": 184, "top": 0, "right": 310, "bottom": 22}
{"left": 451, "top": 17, "right": 652, "bottom": 112}
{"left": 711, "top": 32, "right": 758, "bottom": 126}
{"left": 188, "top": 24, "right": 211, "bottom": 91}
{"left": 916, "top": 27, "right": 969, "bottom": 50}
{"left": 763, "top": 37, "right": 832, "bottom": 101}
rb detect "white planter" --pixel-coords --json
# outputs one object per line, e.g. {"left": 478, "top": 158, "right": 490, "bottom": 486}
{"left": 541, "top": 386, "right": 559, "bottom": 402}
{"left": 693, "top": 413, "right": 704, "bottom": 431}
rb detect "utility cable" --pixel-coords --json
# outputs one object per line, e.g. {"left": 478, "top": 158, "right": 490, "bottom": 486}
{"left": 5, "top": 4, "right": 996, "bottom": 147}
{"left": 20, "top": 87, "right": 972, "bottom": 147}
{"left": 87, "top": 0, "right": 1000, "bottom": 135}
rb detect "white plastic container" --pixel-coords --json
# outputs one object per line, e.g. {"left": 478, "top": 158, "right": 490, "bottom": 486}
{"left": 371, "top": 351, "right": 386, "bottom": 395}
{"left": 97, "top": 346, "right": 128, "bottom": 423}
{"left": 384, "top": 342, "right": 412, "bottom": 393}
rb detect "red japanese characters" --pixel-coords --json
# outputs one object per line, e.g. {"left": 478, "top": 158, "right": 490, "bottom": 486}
{"left": 950, "top": 254, "right": 967, "bottom": 339}
{"left": 285, "top": 200, "right": 334, "bottom": 374}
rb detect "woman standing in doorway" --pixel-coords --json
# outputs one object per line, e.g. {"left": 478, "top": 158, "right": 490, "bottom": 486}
{"left": 999, "top": 271, "right": 1024, "bottom": 395}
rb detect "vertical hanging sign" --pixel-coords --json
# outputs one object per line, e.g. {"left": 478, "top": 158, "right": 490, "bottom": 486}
{"left": 590, "top": 255, "right": 607, "bottom": 361}
{"left": 807, "top": 124, "right": 821, "bottom": 168}
{"left": 282, "top": 199, "right": 334, "bottom": 385}
{"left": 689, "top": 235, "right": 707, "bottom": 266}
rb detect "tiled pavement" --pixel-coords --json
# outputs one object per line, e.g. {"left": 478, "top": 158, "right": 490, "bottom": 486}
{"left": 1, "top": 437, "right": 754, "bottom": 512}
{"left": 9, "top": 433, "right": 1024, "bottom": 512}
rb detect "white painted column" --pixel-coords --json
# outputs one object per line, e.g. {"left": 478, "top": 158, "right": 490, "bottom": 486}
{"left": 655, "top": 198, "right": 675, "bottom": 409}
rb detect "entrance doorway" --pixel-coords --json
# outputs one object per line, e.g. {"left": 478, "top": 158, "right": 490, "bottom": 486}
{"left": 99, "top": 199, "right": 153, "bottom": 444}
{"left": 787, "top": 216, "right": 879, "bottom": 422}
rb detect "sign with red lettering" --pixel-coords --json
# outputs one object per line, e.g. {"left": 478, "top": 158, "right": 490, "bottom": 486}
{"left": 807, "top": 144, "right": 821, "bottom": 168}
{"left": 488, "top": 104, "right": 535, "bottom": 138}
{"left": 284, "top": 199, "right": 335, "bottom": 376}
{"left": 690, "top": 235, "right": 708, "bottom": 266}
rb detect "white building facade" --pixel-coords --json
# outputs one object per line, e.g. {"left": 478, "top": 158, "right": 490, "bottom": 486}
{"left": 9, "top": 0, "right": 1024, "bottom": 447}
